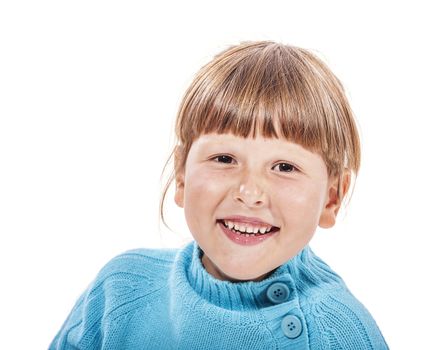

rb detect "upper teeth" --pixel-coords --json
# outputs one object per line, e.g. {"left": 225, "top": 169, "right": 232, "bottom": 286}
{"left": 223, "top": 220, "right": 273, "bottom": 234}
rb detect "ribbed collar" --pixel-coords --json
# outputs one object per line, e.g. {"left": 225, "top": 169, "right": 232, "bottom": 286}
{"left": 175, "top": 240, "right": 338, "bottom": 312}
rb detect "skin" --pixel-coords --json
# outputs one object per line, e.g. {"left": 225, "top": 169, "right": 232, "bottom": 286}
{"left": 175, "top": 132, "right": 350, "bottom": 282}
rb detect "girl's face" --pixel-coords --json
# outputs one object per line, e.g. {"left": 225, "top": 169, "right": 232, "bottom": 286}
{"left": 175, "top": 132, "right": 343, "bottom": 282}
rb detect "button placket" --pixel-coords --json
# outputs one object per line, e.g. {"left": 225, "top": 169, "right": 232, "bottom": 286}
{"left": 258, "top": 278, "right": 308, "bottom": 348}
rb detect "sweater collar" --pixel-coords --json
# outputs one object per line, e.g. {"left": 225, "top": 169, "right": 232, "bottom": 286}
{"left": 182, "top": 240, "right": 304, "bottom": 312}
{"left": 171, "top": 240, "right": 343, "bottom": 327}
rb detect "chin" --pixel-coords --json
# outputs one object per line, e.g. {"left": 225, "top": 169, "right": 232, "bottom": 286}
{"left": 203, "top": 253, "right": 276, "bottom": 282}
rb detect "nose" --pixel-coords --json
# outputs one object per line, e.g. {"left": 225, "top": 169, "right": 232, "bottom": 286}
{"left": 233, "top": 170, "right": 268, "bottom": 207}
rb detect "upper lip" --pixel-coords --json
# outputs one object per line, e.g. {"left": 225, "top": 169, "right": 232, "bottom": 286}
{"left": 218, "top": 215, "right": 278, "bottom": 228}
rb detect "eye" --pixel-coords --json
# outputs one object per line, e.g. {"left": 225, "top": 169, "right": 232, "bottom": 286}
{"left": 211, "top": 155, "right": 235, "bottom": 164}
{"left": 272, "top": 162, "right": 298, "bottom": 173}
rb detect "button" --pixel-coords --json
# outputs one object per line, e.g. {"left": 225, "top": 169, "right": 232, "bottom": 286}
{"left": 266, "top": 282, "right": 290, "bottom": 304}
{"left": 281, "top": 314, "right": 302, "bottom": 339}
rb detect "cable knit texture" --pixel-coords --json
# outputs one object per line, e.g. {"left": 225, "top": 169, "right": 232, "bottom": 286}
{"left": 50, "top": 241, "right": 388, "bottom": 349}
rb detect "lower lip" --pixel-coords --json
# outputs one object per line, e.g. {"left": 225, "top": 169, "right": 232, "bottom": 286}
{"left": 218, "top": 221, "right": 278, "bottom": 246}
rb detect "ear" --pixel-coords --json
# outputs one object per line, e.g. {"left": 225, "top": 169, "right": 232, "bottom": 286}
{"left": 174, "top": 173, "right": 185, "bottom": 208}
{"left": 318, "top": 170, "right": 351, "bottom": 228}
{"left": 174, "top": 146, "right": 185, "bottom": 208}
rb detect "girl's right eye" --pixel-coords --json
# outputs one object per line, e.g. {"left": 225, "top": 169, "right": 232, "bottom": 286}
{"left": 212, "top": 155, "right": 235, "bottom": 164}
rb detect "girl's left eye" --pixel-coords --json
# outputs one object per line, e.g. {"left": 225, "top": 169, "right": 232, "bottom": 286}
{"left": 272, "top": 162, "right": 298, "bottom": 173}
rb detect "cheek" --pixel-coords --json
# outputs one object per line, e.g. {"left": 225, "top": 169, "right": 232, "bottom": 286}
{"left": 184, "top": 170, "right": 228, "bottom": 202}
{"left": 273, "top": 182, "right": 325, "bottom": 226}
{"left": 274, "top": 180, "right": 320, "bottom": 204}
{"left": 183, "top": 170, "right": 229, "bottom": 228}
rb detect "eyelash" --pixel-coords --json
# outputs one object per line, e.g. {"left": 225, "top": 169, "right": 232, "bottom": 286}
{"left": 211, "top": 155, "right": 299, "bottom": 173}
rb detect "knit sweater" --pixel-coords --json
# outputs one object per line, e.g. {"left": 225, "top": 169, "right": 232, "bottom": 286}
{"left": 49, "top": 240, "right": 388, "bottom": 349}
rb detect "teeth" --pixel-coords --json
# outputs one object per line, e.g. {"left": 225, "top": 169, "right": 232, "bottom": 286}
{"left": 223, "top": 220, "right": 273, "bottom": 235}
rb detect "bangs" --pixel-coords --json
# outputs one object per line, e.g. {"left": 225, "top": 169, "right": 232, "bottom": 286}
{"left": 175, "top": 41, "right": 359, "bottom": 176}
{"left": 196, "top": 56, "right": 325, "bottom": 148}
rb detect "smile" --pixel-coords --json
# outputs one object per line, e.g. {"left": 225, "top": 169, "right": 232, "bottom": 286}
{"left": 217, "top": 220, "right": 279, "bottom": 246}
{"left": 218, "top": 219, "right": 279, "bottom": 236}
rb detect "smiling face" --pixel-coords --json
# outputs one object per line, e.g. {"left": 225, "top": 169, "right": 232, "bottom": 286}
{"left": 174, "top": 133, "right": 348, "bottom": 282}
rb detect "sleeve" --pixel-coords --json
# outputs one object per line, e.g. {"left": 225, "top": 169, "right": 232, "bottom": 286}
{"left": 305, "top": 290, "right": 389, "bottom": 350}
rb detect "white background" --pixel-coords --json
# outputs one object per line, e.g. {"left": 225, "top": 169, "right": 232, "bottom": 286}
{"left": 1, "top": 1, "right": 443, "bottom": 348}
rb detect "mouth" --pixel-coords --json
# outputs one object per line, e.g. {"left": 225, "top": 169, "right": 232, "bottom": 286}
{"left": 216, "top": 219, "right": 280, "bottom": 237}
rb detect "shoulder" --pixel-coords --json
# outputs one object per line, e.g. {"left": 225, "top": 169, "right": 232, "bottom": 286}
{"left": 294, "top": 248, "right": 388, "bottom": 349}
{"left": 49, "top": 246, "right": 180, "bottom": 349}
{"left": 302, "top": 286, "right": 389, "bottom": 349}
{"left": 97, "top": 247, "right": 178, "bottom": 282}
{"left": 92, "top": 247, "right": 179, "bottom": 312}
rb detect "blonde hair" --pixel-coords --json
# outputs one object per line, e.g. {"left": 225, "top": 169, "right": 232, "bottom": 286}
{"left": 160, "top": 40, "right": 360, "bottom": 228}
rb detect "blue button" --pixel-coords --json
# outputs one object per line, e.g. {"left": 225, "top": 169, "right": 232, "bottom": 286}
{"left": 266, "top": 282, "right": 290, "bottom": 304}
{"left": 281, "top": 314, "right": 302, "bottom": 339}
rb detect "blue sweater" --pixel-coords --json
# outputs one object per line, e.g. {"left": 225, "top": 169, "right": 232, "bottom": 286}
{"left": 50, "top": 240, "right": 388, "bottom": 349}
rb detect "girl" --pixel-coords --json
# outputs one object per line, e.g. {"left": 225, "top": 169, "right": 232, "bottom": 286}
{"left": 50, "top": 41, "right": 388, "bottom": 349}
